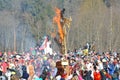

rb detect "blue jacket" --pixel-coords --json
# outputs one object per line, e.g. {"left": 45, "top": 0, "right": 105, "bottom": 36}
{"left": 108, "top": 63, "right": 115, "bottom": 75}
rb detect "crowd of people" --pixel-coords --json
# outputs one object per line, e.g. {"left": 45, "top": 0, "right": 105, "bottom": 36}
{"left": 0, "top": 48, "right": 120, "bottom": 80}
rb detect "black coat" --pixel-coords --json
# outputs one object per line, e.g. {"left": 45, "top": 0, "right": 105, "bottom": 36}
{"left": 100, "top": 70, "right": 106, "bottom": 80}
{"left": 83, "top": 71, "right": 93, "bottom": 80}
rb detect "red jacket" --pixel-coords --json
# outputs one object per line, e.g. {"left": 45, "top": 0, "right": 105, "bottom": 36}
{"left": 93, "top": 71, "right": 101, "bottom": 80}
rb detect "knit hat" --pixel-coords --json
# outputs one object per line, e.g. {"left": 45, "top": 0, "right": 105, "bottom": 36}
{"left": 56, "top": 75, "right": 61, "bottom": 80}
{"left": 102, "top": 58, "right": 107, "bottom": 62}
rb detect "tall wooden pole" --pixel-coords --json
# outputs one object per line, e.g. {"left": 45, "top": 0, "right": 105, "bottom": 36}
{"left": 110, "top": 4, "right": 113, "bottom": 51}
{"left": 14, "top": 27, "right": 16, "bottom": 52}
{"left": 63, "top": 25, "right": 67, "bottom": 54}
{"left": 53, "top": 7, "right": 72, "bottom": 55}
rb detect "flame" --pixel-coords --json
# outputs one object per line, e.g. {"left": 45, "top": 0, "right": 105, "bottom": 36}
{"left": 53, "top": 7, "right": 64, "bottom": 43}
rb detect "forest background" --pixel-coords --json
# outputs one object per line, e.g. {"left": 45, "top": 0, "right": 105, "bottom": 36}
{"left": 0, "top": 0, "right": 120, "bottom": 53}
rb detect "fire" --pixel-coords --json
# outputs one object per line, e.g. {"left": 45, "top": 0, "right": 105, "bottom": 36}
{"left": 53, "top": 7, "right": 64, "bottom": 43}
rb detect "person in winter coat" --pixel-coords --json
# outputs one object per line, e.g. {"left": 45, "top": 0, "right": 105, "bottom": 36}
{"left": 22, "top": 65, "right": 29, "bottom": 80}
{"left": 99, "top": 69, "right": 106, "bottom": 80}
{"left": 93, "top": 66, "right": 101, "bottom": 80}
{"left": 108, "top": 61, "right": 115, "bottom": 76}
{"left": 83, "top": 70, "right": 93, "bottom": 80}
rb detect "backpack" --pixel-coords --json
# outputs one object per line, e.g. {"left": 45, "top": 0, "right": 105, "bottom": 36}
{"left": 14, "top": 68, "right": 22, "bottom": 78}
{"left": 22, "top": 71, "right": 29, "bottom": 79}
{"left": 22, "top": 65, "right": 29, "bottom": 79}
{"left": 22, "top": 65, "right": 27, "bottom": 72}
{"left": 105, "top": 73, "right": 111, "bottom": 79}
